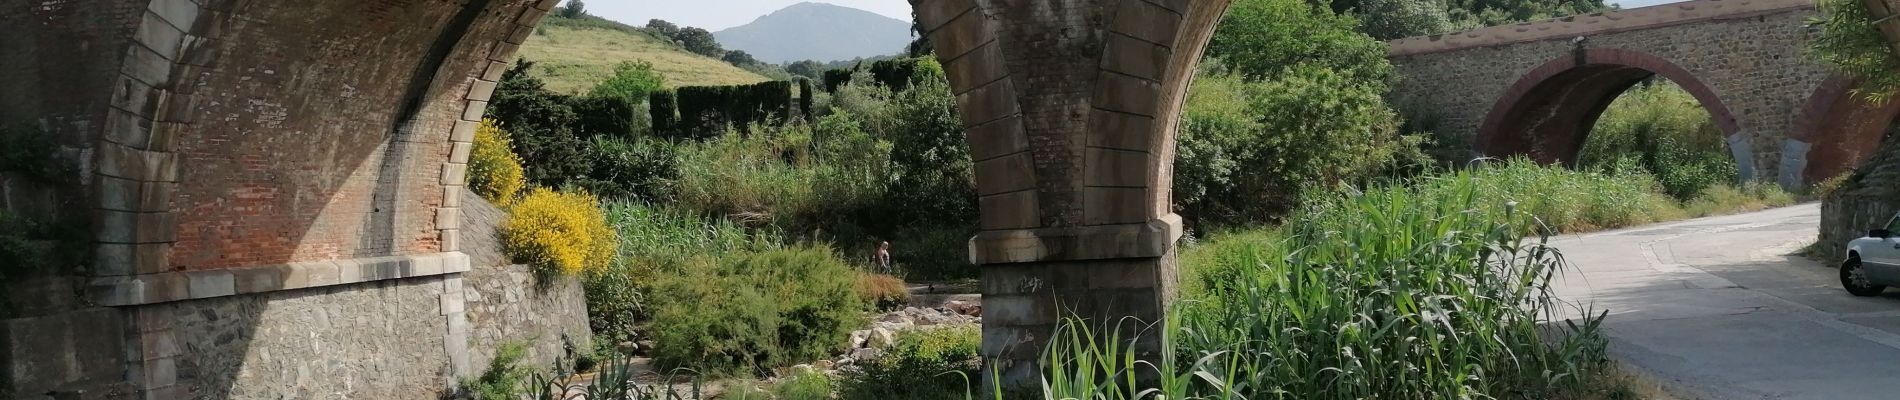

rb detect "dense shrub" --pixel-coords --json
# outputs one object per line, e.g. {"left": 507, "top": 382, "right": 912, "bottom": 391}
{"left": 468, "top": 119, "right": 526, "bottom": 204}
{"left": 587, "top": 201, "right": 782, "bottom": 343}
{"left": 572, "top": 136, "right": 677, "bottom": 201}
{"left": 647, "top": 245, "right": 866, "bottom": 375}
{"left": 671, "top": 119, "right": 890, "bottom": 230}
{"left": 454, "top": 342, "right": 531, "bottom": 400}
{"left": 489, "top": 61, "right": 592, "bottom": 187}
{"left": 1173, "top": 64, "right": 1420, "bottom": 223}
{"left": 855, "top": 273, "right": 909, "bottom": 311}
{"left": 1153, "top": 166, "right": 1614, "bottom": 399}
{"left": 1209, "top": 0, "right": 1394, "bottom": 85}
{"left": 673, "top": 81, "right": 796, "bottom": 139}
{"left": 503, "top": 188, "right": 618, "bottom": 276}
{"left": 1580, "top": 82, "right": 1736, "bottom": 200}
{"left": 837, "top": 326, "right": 980, "bottom": 400}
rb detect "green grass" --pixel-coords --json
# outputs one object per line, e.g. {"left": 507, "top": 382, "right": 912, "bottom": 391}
{"left": 517, "top": 15, "right": 769, "bottom": 94}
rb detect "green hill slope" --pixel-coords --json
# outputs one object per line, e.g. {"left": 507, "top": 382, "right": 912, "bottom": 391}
{"left": 516, "top": 16, "right": 769, "bottom": 94}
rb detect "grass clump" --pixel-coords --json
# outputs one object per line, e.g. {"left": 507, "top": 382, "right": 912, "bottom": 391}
{"left": 454, "top": 342, "right": 532, "bottom": 400}
{"left": 837, "top": 326, "right": 980, "bottom": 400}
{"left": 1683, "top": 181, "right": 1798, "bottom": 217}
{"left": 772, "top": 368, "right": 837, "bottom": 400}
{"left": 646, "top": 245, "right": 866, "bottom": 375}
{"left": 1046, "top": 166, "right": 1614, "bottom": 399}
{"left": 586, "top": 201, "right": 783, "bottom": 343}
{"left": 467, "top": 119, "right": 526, "bottom": 204}
{"left": 503, "top": 188, "right": 617, "bottom": 276}
{"left": 855, "top": 273, "right": 909, "bottom": 312}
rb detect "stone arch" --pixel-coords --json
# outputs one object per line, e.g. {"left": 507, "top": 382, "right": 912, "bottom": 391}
{"left": 910, "top": 0, "right": 1231, "bottom": 386}
{"left": 1788, "top": 74, "right": 1900, "bottom": 185}
{"left": 1474, "top": 48, "right": 1753, "bottom": 179}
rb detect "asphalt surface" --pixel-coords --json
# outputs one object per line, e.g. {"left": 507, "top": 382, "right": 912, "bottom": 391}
{"left": 1548, "top": 203, "right": 1900, "bottom": 400}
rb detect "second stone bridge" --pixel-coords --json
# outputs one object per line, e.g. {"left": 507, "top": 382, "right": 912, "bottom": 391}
{"left": 1388, "top": 0, "right": 1892, "bottom": 188}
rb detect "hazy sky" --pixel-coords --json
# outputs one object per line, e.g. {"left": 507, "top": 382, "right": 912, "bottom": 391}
{"left": 569, "top": 0, "right": 1684, "bottom": 33}
{"left": 577, "top": 1, "right": 913, "bottom": 31}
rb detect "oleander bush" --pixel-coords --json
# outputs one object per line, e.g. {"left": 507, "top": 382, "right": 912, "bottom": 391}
{"left": 503, "top": 188, "right": 618, "bottom": 276}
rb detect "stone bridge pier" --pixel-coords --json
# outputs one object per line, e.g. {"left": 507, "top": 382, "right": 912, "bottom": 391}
{"left": 910, "top": 0, "right": 1230, "bottom": 387}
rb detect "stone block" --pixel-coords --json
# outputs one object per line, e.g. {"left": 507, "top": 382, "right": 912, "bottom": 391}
{"left": 440, "top": 291, "right": 465, "bottom": 315}
{"left": 978, "top": 323, "right": 1048, "bottom": 360}
{"left": 449, "top": 141, "right": 474, "bottom": 164}
{"left": 143, "top": 385, "right": 188, "bottom": 400}
{"left": 444, "top": 252, "right": 472, "bottom": 273}
{"left": 488, "top": 42, "right": 520, "bottom": 61}
{"left": 451, "top": 119, "right": 480, "bottom": 142}
{"left": 284, "top": 261, "right": 341, "bottom": 289}
{"left": 136, "top": 329, "right": 180, "bottom": 360}
{"left": 412, "top": 253, "right": 446, "bottom": 277}
{"left": 96, "top": 175, "right": 174, "bottom": 213}
{"left": 966, "top": 116, "right": 1029, "bottom": 162}
{"left": 1100, "top": 33, "right": 1170, "bottom": 81}
{"left": 536, "top": 0, "right": 561, "bottom": 10}
{"left": 982, "top": 294, "right": 1058, "bottom": 326}
{"left": 462, "top": 101, "right": 488, "bottom": 122}
{"left": 930, "top": 6, "right": 993, "bottom": 61}
{"left": 335, "top": 259, "right": 366, "bottom": 284}
{"left": 135, "top": 11, "right": 186, "bottom": 60}
{"left": 138, "top": 357, "right": 177, "bottom": 388}
{"left": 1089, "top": 259, "right": 1161, "bottom": 289}
{"left": 442, "top": 185, "right": 463, "bottom": 208}
{"left": 1083, "top": 148, "right": 1153, "bottom": 188}
{"left": 973, "top": 152, "right": 1036, "bottom": 195}
{"left": 955, "top": 73, "right": 1021, "bottom": 127}
{"left": 231, "top": 264, "right": 288, "bottom": 294}
{"left": 155, "top": 92, "right": 198, "bottom": 124}
{"left": 94, "top": 243, "right": 172, "bottom": 276}
{"left": 443, "top": 229, "right": 463, "bottom": 252}
{"left": 977, "top": 190, "right": 1040, "bottom": 230}
{"left": 147, "top": 122, "right": 186, "bottom": 152}
{"left": 441, "top": 162, "right": 468, "bottom": 185}
{"left": 481, "top": 60, "right": 510, "bottom": 82}
{"left": 468, "top": 80, "right": 499, "bottom": 101}
{"left": 944, "top": 41, "right": 1007, "bottom": 95}
{"left": 1083, "top": 187, "right": 1151, "bottom": 225}
{"left": 95, "top": 142, "right": 180, "bottom": 183}
{"left": 147, "top": 0, "right": 200, "bottom": 30}
{"left": 1086, "top": 110, "right": 1156, "bottom": 151}
{"left": 980, "top": 263, "right": 1051, "bottom": 295}
{"left": 1091, "top": 72, "right": 1161, "bottom": 116}
{"left": 110, "top": 75, "right": 156, "bottom": 116}
{"left": 184, "top": 270, "right": 235, "bottom": 299}
{"left": 508, "top": 24, "right": 535, "bottom": 44}
{"left": 92, "top": 210, "right": 178, "bottom": 244}
{"left": 436, "top": 207, "right": 462, "bottom": 230}
{"left": 121, "top": 44, "right": 171, "bottom": 86}
{"left": 914, "top": 0, "right": 977, "bottom": 32}
{"left": 1111, "top": 0, "right": 1183, "bottom": 46}
{"left": 103, "top": 107, "right": 152, "bottom": 149}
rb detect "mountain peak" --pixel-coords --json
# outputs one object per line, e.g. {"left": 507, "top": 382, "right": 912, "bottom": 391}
{"left": 714, "top": 3, "right": 911, "bottom": 63}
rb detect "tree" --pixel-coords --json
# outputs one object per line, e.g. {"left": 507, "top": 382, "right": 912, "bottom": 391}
{"left": 559, "top": 0, "right": 586, "bottom": 18}
{"left": 589, "top": 61, "right": 665, "bottom": 103}
{"left": 1353, "top": 0, "right": 1453, "bottom": 40}
{"left": 673, "top": 26, "right": 723, "bottom": 57}
{"left": 1209, "top": 0, "right": 1394, "bottom": 85}
{"left": 784, "top": 60, "right": 827, "bottom": 80}
{"left": 1811, "top": 0, "right": 1900, "bottom": 102}
{"left": 645, "top": 19, "right": 680, "bottom": 38}
{"left": 721, "top": 50, "right": 760, "bottom": 67}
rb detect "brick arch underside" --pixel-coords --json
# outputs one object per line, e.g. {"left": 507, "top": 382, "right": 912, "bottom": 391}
{"left": 100, "top": 0, "right": 547, "bottom": 276}
{"left": 1792, "top": 74, "right": 1900, "bottom": 184}
{"left": 1476, "top": 48, "right": 1746, "bottom": 171}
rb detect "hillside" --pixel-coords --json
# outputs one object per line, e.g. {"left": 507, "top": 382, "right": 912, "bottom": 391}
{"left": 714, "top": 2, "right": 911, "bottom": 63}
{"left": 516, "top": 15, "right": 769, "bottom": 94}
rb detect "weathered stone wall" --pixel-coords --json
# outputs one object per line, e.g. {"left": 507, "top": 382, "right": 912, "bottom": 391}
{"left": 459, "top": 188, "right": 593, "bottom": 373}
{"left": 1388, "top": 1, "right": 1828, "bottom": 184}
{"left": 148, "top": 275, "right": 455, "bottom": 399}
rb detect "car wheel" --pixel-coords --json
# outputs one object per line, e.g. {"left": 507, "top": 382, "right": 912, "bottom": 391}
{"left": 1842, "top": 258, "right": 1886, "bottom": 297}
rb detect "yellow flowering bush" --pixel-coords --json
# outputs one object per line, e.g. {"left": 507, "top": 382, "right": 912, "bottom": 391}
{"left": 503, "top": 188, "right": 616, "bottom": 275}
{"left": 468, "top": 119, "right": 526, "bottom": 204}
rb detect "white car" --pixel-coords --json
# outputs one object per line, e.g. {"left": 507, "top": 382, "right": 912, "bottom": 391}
{"left": 1842, "top": 213, "right": 1900, "bottom": 296}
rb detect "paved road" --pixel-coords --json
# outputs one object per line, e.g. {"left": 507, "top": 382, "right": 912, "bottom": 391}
{"left": 1549, "top": 203, "right": 1900, "bottom": 400}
